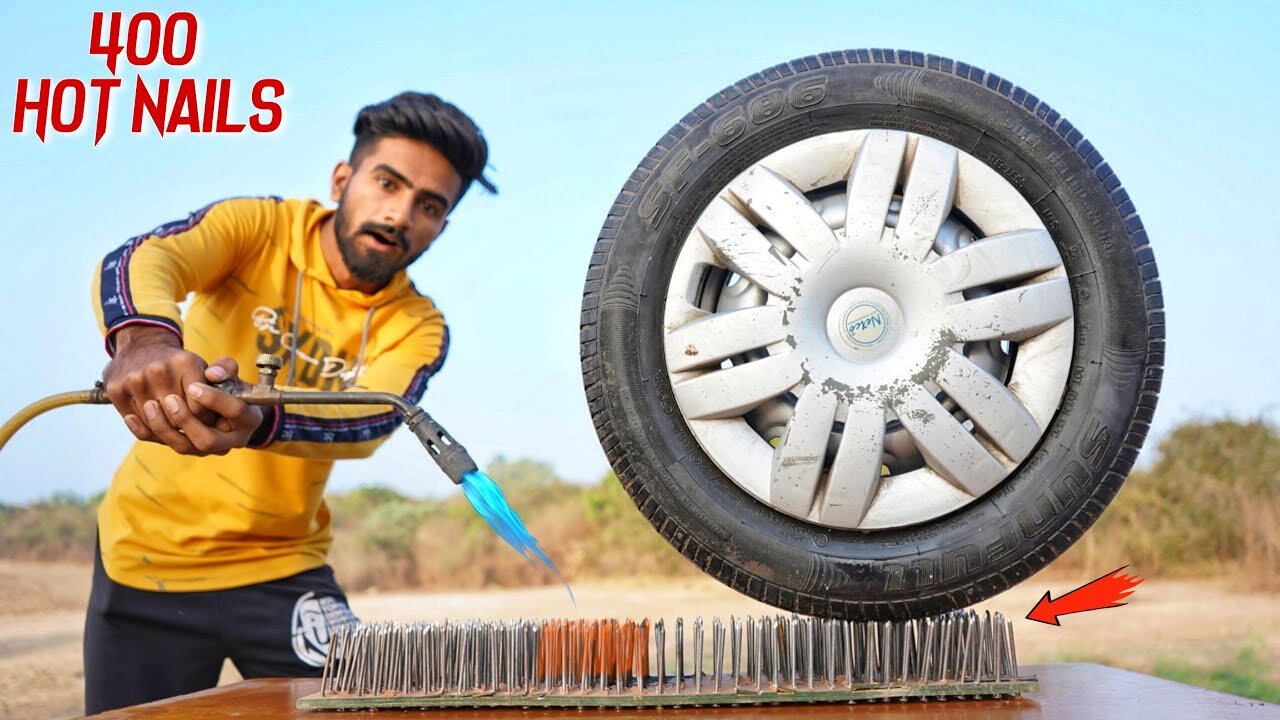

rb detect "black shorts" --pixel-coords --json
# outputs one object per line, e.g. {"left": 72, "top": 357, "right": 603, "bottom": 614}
{"left": 83, "top": 543, "right": 359, "bottom": 715}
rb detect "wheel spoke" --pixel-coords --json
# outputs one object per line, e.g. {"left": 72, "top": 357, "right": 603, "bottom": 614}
{"left": 929, "top": 229, "right": 1061, "bottom": 293}
{"left": 770, "top": 384, "right": 838, "bottom": 518}
{"left": 671, "top": 353, "right": 802, "bottom": 420}
{"left": 844, "top": 130, "right": 907, "bottom": 247}
{"left": 890, "top": 383, "right": 1005, "bottom": 496}
{"left": 665, "top": 305, "right": 788, "bottom": 373}
{"left": 946, "top": 277, "right": 1072, "bottom": 342}
{"left": 728, "top": 166, "right": 839, "bottom": 265}
{"left": 697, "top": 197, "right": 799, "bottom": 298}
{"left": 890, "top": 138, "right": 958, "bottom": 261}
{"left": 933, "top": 349, "right": 1041, "bottom": 461}
{"left": 818, "top": 402, "right": 886, "bottom": 527}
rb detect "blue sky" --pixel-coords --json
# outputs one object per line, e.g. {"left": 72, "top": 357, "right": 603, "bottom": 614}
{"left": 0, "top": 1, "right": 1276, "bottom": 504}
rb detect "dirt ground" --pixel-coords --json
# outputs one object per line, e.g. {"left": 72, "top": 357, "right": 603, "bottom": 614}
{"left": 2, "top": 560, "right": 1276, "bottom": 720}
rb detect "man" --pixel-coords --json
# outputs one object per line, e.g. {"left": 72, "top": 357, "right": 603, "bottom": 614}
{"left": 85, "top": 92, "right": 495, "bottom": 714}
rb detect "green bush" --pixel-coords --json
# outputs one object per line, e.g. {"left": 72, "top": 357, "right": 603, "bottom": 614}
{"left": 359, "top": 501, "right": 433, "bottom": 560}
{"left": 1060, "top": 418, "right": 1280, "bottom": 586}
{"left": 0, "top": 492, "right": 99, "bottom": 561}
{"left": 328, "top": 484, "right": 415, "bottom": 529}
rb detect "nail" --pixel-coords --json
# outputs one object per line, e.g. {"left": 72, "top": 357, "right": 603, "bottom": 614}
{"left": 207, "top": 365, "right": 227, "bottom": 381}
{"left": 144, "top": 401, "right": 159, "bottom": 420}
{"left": 163, "top": 395, "right": 180, "bottom": 414}
{"left": 188, "top": 383, "right": 204, "bottom": 398}
{"left": 124, "top": 415, "right": 140, "bottom": 433}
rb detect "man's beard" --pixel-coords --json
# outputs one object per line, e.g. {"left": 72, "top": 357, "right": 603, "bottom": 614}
{"left": 333, "top": 201, "right": 424, "bottom": 290}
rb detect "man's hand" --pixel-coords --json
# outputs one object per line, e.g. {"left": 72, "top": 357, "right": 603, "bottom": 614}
{"left": 103, "top": 327, "right": 262, "bottom": 455}
{"left": 103, "top": 325, "right": 212, "bottom": 451}
{"left": 158, "top": 356, "right": 265, "bottom": 455}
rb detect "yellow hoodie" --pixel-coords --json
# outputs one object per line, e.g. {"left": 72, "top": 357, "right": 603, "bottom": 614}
{"left": 91, "top": 196, "right": 448, "bottom": 591}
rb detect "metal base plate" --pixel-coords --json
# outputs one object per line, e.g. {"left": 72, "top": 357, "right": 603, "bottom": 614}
{"left": 297, "top": 677, "right": 1038, "bottom": 710}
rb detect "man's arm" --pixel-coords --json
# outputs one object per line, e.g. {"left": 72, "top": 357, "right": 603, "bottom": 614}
{"left": 93, "top": 197, "right": 277, "bottom": 453}
{"left": 93, "top": 197, "right": 277, "bottom": 354}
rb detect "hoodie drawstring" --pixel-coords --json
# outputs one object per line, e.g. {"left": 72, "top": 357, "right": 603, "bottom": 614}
{"left": 284, "top": 268, "right": 376, "bottom": 389}
{"left": 352, "top": 306, "right": 375, "bottom": 388}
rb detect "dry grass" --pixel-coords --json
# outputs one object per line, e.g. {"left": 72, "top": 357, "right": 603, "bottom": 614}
{"left": 299, "top": 417, "right": 1280, "bottom": 596}
{"left": 1055, "top": 418, "right": 1280, "bottom": 591}
{"left": 3, "top": 418, "right": 1277, "bottom": 596}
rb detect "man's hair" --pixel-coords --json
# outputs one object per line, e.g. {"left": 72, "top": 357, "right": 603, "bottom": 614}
{"left": 350, "top": 92, "right": 497, "bottom": 205}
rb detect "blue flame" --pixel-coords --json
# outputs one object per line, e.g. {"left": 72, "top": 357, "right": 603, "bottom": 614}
{"left": 459, "top": 469, "right": 574, "bottom": 605}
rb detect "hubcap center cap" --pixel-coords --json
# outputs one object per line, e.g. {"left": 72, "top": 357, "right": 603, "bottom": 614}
{"left": 825, "top": 287, "right": 904, "bottom": 362}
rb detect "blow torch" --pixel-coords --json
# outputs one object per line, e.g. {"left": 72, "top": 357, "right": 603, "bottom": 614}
{"left": 0, "top": 354, "right": 478, "bottom": 485}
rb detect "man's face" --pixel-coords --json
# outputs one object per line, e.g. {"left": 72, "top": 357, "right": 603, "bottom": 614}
{"left": 329, "top": 136, "right": 465, "bottom": 291}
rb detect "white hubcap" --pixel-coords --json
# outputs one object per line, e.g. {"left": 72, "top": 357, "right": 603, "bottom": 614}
{"left": 662, "top": 130, "right": 1075, "bottom": 530}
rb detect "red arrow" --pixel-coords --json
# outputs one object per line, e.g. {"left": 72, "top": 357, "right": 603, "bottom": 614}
{"left": 1026, "top": 566, "right": 1143, "bottom": 626}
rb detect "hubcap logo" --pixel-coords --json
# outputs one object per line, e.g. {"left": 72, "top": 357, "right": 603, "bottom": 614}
{"left": 842, "top": 302, "right": 889, "bottom": 347}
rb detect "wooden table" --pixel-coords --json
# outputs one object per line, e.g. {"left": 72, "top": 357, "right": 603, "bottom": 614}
{"left": 82, "top": 664, "right": 1279, "bottom": 720}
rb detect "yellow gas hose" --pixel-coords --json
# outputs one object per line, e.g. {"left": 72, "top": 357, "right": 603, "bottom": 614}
{"left": 0, "top": 387, "right": 106, "bottom": 452}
